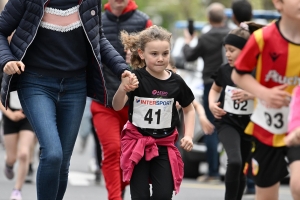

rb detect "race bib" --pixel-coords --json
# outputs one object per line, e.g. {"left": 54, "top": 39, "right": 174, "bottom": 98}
{"left": 251, "top": 100, "right": 289, "bottom": 134}
{"left": 223, "top": 86, "right": 254, "bottom": 115}
{"left": 9, "top": 91, "right": 22, "bottom": 110}
{"left": 132, "top": 97, "right": 174, "bottom": 129}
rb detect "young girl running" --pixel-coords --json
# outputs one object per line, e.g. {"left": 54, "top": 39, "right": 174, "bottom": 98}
{"left": 209, "top": 23, "right": 262, "bottom": 200}
{"left": 1, "top": 91, "right": 36, "bottom": 200}
{"left": 112, "top": 25, "right": 195, "bottom": 199}
{"left": 232, "top": 0, "right": 300, "bottom": 199}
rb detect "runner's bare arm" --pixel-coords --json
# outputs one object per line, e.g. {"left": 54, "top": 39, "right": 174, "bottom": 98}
{"left": 180, "top": 103, "right": 195, "bottom": 152}
{"left": 232, "top": 70, "right": 290, "bottom": 108}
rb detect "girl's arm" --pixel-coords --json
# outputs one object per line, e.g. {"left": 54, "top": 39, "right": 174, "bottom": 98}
{"left": 244, "top": 91, "right": 255, "bottom": 100}
{"left": 208, "top": 82, "right": 226, "bottom": 119}
{"left": 192, "top": 100, "right": 214, "bottom": 135}
{"left": 112, "top": 73, "right": 139, "bottom": 111}
{"left": 0, "top": 102, "right": 25, "bottom": 121}
{"left": 112, "top": 75, "right": 132, "bottom": 111}
{"left": 231, "top": 70, "right": 290, "bottom": 108}
{"left": 112, "top": 87, "right": 128, "bottom": 111}
{"left": 180, "top": 103, "right": 195, "bottom": 152}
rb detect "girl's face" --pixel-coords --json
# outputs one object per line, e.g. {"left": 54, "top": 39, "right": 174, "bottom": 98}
{"left": 224, "top": 44, "right": 241, "bottom": 67}
{"left": 138, "top": 40, "right": 170, "bottom": 75}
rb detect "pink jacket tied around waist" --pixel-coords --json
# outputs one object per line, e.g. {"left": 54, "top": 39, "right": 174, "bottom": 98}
{"left": 288, "top": 86, "right": 300, "bottom": 133}
{"left": 120, "top": 121, "right": 184, "bottom": 194}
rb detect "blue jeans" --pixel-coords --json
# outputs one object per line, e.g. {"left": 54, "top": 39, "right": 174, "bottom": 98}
{"left": 203, "top": 82, "right": 219, "bottom": 177}
{"left": 17, "top": 71, "right": 87, "bottom": 200}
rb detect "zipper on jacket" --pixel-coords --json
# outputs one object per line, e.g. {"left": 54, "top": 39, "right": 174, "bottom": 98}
{"left": 5, "top": 0, "right": 50, "bottom": 108}
{"left": 78, "top": 1, "right": 108, "bottom": 106}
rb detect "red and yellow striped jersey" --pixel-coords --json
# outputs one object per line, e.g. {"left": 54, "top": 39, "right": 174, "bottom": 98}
{"left": 235, "top": 21, "right": 300, "bottom": 147}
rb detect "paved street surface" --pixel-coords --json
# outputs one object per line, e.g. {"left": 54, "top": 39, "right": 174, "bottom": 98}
{"left": 0, "top": 136, "right": 293, "bottom": 200}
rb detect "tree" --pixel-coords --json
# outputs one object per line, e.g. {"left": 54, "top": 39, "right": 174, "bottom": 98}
{"left": 262, "top": 0, "right": 275, "bottom": 10}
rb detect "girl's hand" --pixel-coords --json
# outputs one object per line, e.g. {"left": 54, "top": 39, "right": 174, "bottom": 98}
{"left": 261, "top": 85, "right": 291, "bottom": 108}
{"left": 180, "top": 135, "right": 193, "bottom": 152}
{"left": 121, "top": 71, "right": 139, "bottom": 92}
{"left": 3, "top": 61, "right": 25, "bottom": 75}
{"left": 175, "top": 102, "right": 181, "bottom": 110}
{"left": 285, "top": 127, "right": 300, "bottom": 146}
{"left": 199, "top": 116, "right": 214, "bottom": 135}
{"left": 8, "top": 110, "right": 26, "bottom": 122}
{"left": 209, "top": 102, "right": 226, "bottom": 119}
{"left": 231, "top": 89, "right": 249, "bottom": 103}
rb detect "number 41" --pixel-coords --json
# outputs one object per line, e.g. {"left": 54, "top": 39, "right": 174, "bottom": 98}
{"left": 144, "top": 109, "right": 161, "bottom": 124}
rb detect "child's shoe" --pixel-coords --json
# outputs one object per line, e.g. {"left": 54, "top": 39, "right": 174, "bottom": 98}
{"left": 4, "top": 164, "right": 14, "bottom": 179}
{"left": 10, "top": 189, "right": 22, "bottom": 200}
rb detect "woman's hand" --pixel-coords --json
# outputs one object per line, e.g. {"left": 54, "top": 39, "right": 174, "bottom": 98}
{"left": 180, "top": 135, "right": 193, "bottom": 152}
{"left": 209, "top": 102, "right": 226, "bottom": 119}
{"left": 3, "top": 61, "right": 25, "bottom": 75}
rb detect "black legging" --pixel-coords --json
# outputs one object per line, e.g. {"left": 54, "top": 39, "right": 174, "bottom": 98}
{"left": 218, "top": 124, "right": 252, "bottom": 200}
{"left": 130, "top": 146, "right": 174, "bottom": 200}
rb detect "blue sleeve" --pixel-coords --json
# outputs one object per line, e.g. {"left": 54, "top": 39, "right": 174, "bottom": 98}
{"left": 0, "top": 0, "right": 25, "bottom": 68}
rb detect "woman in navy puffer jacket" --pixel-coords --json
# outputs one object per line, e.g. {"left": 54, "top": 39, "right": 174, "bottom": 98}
{"left": 0, "top": 0, "right": 137, "bottom": 199}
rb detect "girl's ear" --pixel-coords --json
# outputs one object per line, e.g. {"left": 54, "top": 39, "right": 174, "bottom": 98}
{"left": 138, "top": 49, "right": 144, "bottom": 60}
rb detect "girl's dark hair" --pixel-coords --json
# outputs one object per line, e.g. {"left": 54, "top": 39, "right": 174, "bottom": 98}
{"left": 246, "top": 21, "right": 265, "bottom": 34}
{"left": 231, "top": 0, "right": 252, "bottom": 24}
{"left": 120, "top": 25, "right": 172, "bottom": 69}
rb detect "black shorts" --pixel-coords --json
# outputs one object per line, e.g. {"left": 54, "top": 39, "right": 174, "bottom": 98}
{"left": 250, "top": 138, "right": 300, "bottom": 187}
{"left": 3, "top": 114, "right": 33, "bottom": 135}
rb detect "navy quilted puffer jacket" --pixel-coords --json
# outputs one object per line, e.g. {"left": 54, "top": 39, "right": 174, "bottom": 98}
{"left": 0, "top": 0, "right": 129, "bottom": 107}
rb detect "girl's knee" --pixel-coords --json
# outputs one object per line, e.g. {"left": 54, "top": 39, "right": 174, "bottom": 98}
{"left": 17, "top": 151, "right": 30, "bottom": 163}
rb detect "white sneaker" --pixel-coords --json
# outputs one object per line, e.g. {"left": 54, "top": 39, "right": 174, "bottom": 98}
{"left": 10, "top": 189, "right": 22, "bottom": 200}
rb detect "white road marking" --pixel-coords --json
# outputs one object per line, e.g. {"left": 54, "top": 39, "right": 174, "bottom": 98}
{"left": 68, "top": 171, "right": 95, "bottom": 186}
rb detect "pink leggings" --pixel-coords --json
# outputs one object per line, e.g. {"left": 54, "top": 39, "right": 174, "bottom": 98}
{"left": 289, "top": 86, "right": 300, "bottom": 133}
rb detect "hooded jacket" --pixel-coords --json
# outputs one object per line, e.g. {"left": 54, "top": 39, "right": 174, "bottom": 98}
{"left": 101, "top": 0, "right": 152, "bottom": 107}
{"left": 0, "top": 0, "right": 129, "bottom": 107}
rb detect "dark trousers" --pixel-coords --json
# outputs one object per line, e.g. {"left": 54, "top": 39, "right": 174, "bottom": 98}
{"left": 218, "top": 124, "right": 252, "bottom": 200}
{"left": 203, "top": 82, "right": 220, "bottom": 177}
{"left": 130, "top": 146, "right": 174, "bottom": 200}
